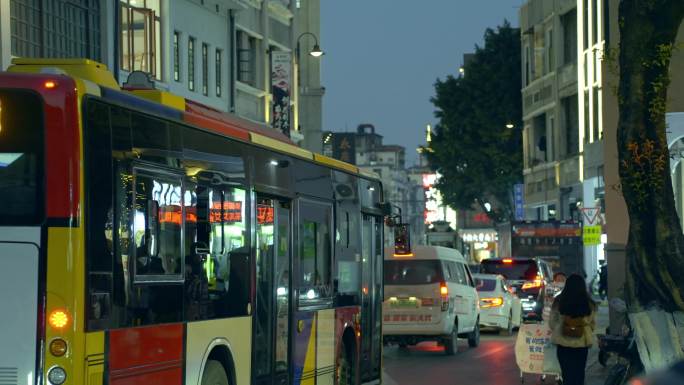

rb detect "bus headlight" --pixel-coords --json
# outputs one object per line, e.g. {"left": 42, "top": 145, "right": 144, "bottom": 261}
{"left": 48, "top": 366, "right": 67, "bottom": 385}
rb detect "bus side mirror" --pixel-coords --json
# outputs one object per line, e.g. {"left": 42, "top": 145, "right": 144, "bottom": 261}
{"left": 394, "top": 223, "right": 412, "bottom": 256}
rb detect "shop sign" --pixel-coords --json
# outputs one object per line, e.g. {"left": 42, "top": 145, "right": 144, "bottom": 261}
{"left": 271, "top": 51, "right": 291, "bottom": 137}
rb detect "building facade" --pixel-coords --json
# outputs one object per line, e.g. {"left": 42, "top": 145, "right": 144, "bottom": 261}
{"left": 520, "top": 0, "right": 582, "bottom": 223}
{"left": 0, "top": 0, "right": 323, "bottom": 150}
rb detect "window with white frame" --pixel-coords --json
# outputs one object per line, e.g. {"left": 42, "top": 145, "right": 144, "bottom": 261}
{"left": 120, "top": 0, "right": 162, "bottom": 79}
{"left": 188, "top": 37, "right": 195, "bottom": 91}
{"left": 173, "top": 31, "right": 180, "bottom": 82}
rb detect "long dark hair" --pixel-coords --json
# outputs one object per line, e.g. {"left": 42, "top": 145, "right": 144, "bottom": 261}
{"left": 554, "top": 273, "right": 594, "bottom": 317}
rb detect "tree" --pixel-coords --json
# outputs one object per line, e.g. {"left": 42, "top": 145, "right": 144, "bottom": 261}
{"left": 427, "top": 22, "right": 522, "bottom": 223}
{"left": 617, "top": 1, "right": 684, "bottom": 313}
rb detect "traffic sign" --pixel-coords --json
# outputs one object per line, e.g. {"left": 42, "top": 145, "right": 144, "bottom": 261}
{"left": 581, "top": 207, "right": 601, "bottom": 226}
{"left": 583, "top": 225, "right": 602, "bottom": 246}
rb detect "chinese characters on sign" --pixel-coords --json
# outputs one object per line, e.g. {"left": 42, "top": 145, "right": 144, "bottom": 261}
{"left": 257, "top": 205, "right": 274, "bottom": 224}
{"left": 210, "top": 201, "right": 243, "bottom": 223}
{"left": 383, "top": 314, "right": 433, "bottom": 323}
{"left": 271, "top": 51, "right": 291, "bottom": 137}
{"left": 583, "top": 226, "right": 602, "bottom": 246}
{"left": 332, "top": 133, "right": 356, "bottom": 164}
{"left": 515, "top": 323, "right": 553, "bottom": 374}
{"left": 581, "top": 207, "right": 602, "bottom": 246}
{"left": 514, "top": 183, "right": 525, "bottom": 221}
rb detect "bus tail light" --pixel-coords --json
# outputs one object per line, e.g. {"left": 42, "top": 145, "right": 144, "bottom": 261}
{"left": 48, "top": 310, "right": 69, "bottom": 329}
{"left": 480, "top": 297, "right": 504, "bottom": 308}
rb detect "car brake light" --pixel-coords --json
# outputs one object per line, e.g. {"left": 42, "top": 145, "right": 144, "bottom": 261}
{"left": 503, "top": 258, "right": 513, "bottom": 264}
{"left": 522, "top": 280, "right": 543, "bottom": 290}
{"left": 480, "top": 297, "right": 504, "bottom": 308}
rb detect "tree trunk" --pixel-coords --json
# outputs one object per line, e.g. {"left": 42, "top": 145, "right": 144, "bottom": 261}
{"left": 617, "top": 0, "right": 684, "bottom": 312}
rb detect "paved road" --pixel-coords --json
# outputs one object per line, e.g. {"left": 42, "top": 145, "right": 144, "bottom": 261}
{"left": 383, "top": 331, "right": 546, "bottom": 385}
{"left": 383, "top": 304, "right": 610, "bottom": 385}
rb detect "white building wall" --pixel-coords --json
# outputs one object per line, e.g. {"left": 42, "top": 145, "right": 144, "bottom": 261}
{"left": 163, "top": 0, "right": 233, "bottom": 111}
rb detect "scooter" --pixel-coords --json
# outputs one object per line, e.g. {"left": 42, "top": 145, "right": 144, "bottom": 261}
{"left": 598, "top": 300, "right": 644, "bottom": 385}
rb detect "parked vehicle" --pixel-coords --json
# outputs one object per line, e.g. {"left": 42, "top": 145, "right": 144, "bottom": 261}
{"left": 473, "top": 274, "right": 522, "bottom": 335}
{"left": 480, "top": 258, "right": 554, "bottom": 321}
{"left": 383, "top": 246, "right": 481, "bottom": 355}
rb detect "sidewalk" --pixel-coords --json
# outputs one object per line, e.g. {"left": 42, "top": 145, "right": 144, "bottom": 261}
{"left": 586, "top": 301, "right": 610, "bottom": 385}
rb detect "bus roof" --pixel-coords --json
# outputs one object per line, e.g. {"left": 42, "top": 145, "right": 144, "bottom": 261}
{"left": 5, "top": 58, "right": 381, "bottom": 181}
{"left": 384, "top": 245, "right": 466, "bottom": 263}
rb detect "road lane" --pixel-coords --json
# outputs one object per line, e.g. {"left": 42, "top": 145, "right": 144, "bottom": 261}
{"left": 383, "top": 332, "right": 549, "bottom": 385}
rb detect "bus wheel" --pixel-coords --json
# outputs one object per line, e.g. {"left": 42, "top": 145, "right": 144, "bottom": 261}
{"left": 202, "top": 360, "right": 229, "bottom": 385}
{"left": 336, "top": 340, "right": 353, "bottom": 385}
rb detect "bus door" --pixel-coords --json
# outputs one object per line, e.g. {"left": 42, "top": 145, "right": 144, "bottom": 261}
{"left": 360, "top": 215, "right": 383, "bottom": 383}
{"left": 254, "top": 197, "right": 292, "bottom": 385}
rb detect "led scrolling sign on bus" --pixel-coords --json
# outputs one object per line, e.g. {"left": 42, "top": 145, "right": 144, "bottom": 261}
{"left": 210, "top": 201, "right": 242, "bottom": 223}
{"left": 257, "top": 205, "right": 274, "bottom": 224}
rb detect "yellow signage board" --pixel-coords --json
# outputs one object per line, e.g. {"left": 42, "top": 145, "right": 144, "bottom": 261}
{"left": 583, "top": 225, "right": 602, "bottom": 246}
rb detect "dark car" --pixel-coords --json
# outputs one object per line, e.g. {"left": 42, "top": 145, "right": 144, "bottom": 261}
{"left": 480, "top": 258, "right": 553, "bottom": 321}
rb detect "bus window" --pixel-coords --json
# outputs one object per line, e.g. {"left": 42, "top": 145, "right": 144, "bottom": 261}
{"left": 184, "top": 181, "right": 249, "bottom": 320}
{"left": 0, "top": 90, "right": 44, "bottom": 225}
{"left": 132, "top": 170, "right": 183, "bottom": 281}
{"left": 298, "top": 199, "right": 333, "bottom": 306}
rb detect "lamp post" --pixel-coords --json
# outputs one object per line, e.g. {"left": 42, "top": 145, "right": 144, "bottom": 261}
{"left": 296, "top": 32, "right": 324, "bottom": 59}
{"left": 292, "top": 32, "right": 323, "bottom": 149}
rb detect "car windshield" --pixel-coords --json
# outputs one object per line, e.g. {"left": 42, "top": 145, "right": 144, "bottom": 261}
{"left": 481, "top": 260, "right": 539, "bottom": 281}
{"left": 475, "top": 278, "right": 497, "bottom": 292}
{"left": 384, "top": 260, "right": 444, "bottom": 285}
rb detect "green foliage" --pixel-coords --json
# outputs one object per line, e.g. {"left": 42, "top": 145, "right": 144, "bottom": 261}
{"left": 427, "top": 21, "right": 522, "bottom": 222}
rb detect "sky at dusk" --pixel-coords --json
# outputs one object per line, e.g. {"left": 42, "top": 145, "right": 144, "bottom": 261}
{"left": 321, "top": 1, "right": 523, "bottom": 165}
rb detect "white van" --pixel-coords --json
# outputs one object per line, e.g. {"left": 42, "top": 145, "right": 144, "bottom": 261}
{"left": 382, "top": 246, "right": 480, "bottom": 355}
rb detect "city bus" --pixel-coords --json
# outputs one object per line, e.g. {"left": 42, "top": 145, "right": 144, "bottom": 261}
{"left": 0, "top": 58, "right": 384, "bottom": 385}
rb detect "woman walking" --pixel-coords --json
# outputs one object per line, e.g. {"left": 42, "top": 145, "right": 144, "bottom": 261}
{"left": 549, "top": 274, "right": 597, "bottom": 385}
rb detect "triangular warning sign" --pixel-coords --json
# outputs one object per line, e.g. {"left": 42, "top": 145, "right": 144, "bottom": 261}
{"left": 581, "top": 208, "right": 600, "bottom": 225}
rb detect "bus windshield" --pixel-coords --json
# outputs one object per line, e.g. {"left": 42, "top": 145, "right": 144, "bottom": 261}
{"left": 0, "top": 90, "right": 44, "bottom": 225}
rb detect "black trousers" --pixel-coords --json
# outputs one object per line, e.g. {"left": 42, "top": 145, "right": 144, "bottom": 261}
{"left": 556, "top": 345, "right": 589, "bottom": 385}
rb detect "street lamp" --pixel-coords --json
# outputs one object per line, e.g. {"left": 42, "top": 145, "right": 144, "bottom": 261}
{"left": 296, "top": 32, "right": 324, "bottom": 58}
{"left": 506, "top": 123, "right": 515, "bottom": 129}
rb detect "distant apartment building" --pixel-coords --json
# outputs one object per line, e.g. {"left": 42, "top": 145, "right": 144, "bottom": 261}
{"left": 0, "top": 0, "right": 323, "bottom": 151}
{"left": 520, "top": 0, "right": 582, "bottom": 223}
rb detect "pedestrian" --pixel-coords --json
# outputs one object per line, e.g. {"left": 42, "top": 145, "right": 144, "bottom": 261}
{"left": 599, "top": 264, "right": 608, "bottom": 300}
{"left": 549, "top": 274, "right": 597, "bottom": 385}
{"left": 553, "top": 272, "right": 567, "bottom": 284}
